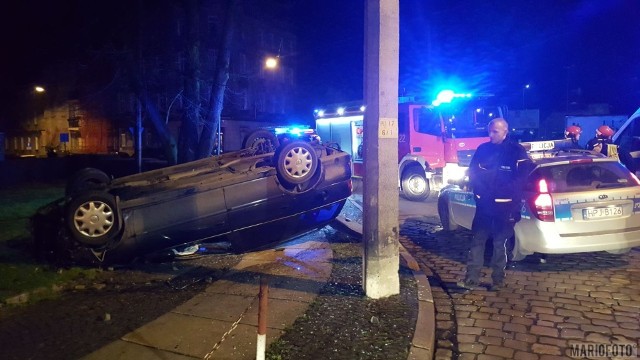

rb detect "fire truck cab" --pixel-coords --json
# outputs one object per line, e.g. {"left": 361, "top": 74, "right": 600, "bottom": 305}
{"left": 315, "top": 93, "right": 506, "bottom": 201}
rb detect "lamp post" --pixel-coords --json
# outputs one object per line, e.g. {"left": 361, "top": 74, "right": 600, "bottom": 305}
{"left": 252, "top": 56, "right": 279, "bottom": 120}
{"left": 522, "top": 84, "right": 530, "bottom": 109}
{"left": 33, "top": 86, "right": 46, "bottom": 125}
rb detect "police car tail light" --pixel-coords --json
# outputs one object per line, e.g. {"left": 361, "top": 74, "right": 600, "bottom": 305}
{"left": 533, "top": 179, "right": 554, "bottom": 222}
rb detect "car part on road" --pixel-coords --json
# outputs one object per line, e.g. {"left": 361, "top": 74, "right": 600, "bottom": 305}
{"left": 401, "top": 167, "right": 431, "bottom": 201}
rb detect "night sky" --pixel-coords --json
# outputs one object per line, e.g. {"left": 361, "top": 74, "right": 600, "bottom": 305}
{"left": 1, "top": 0, "right": 639, "bottom": 127}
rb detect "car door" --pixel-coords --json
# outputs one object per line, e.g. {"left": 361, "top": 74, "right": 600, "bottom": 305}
{"left": 447, "top": 187, "right": 475, "bottom": 230}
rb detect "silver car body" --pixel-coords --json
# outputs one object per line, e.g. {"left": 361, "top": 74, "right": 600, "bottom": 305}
{"left": 440, "top": 141, "right": 640, "bottom": 258}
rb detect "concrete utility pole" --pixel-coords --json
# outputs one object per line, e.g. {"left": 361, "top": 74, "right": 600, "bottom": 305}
{"left": 362, "top": 0, "right": 400, "bottom": 298}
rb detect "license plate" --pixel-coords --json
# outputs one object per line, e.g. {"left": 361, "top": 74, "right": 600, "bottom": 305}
{"left": 582, "top": 206, "right": 623, "bottom": 219}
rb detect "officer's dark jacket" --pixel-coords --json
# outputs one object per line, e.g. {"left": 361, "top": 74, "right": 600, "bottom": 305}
{"left": 468, "top": 139, "right": 530, "bottom": 218}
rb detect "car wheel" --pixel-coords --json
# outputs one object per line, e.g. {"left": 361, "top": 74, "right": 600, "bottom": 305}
{"left": 507, "top": 236, "right": 527, "bottom": 261}
{"left": 242, "top": 129, "right": 279, "bottom": 154}
{"left": 275, "top": 141, "right": 319, "bottom": 186}
{"left": 65, "top": 191, "right": 120, "bottom": 247}
{"left": 401, "top": 167, "right": 430, "bottom": 201}
{"left": 66, "top": 168, "right": 111, "bottom": 196}
{"left": 437, "top": 196, "right": 459, "bottom": 231}
{"left": 605, "top": 248, "right": 631, "bottom": 255}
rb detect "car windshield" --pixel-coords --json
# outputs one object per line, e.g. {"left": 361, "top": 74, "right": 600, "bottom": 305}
{"left": 526, "top": 161, "right": 638, "bottom": 193}
{"left": 413, "top": 104, "right": 503, "bottom": 139}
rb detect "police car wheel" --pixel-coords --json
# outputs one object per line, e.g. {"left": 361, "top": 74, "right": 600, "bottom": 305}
{"left": 401, "top": 167, "right": 430, "bottom": 201}
{"left": 437, "top": 197, "right": 459, "bottom": 231}
{"left": 507, "top": 237, "right": 527, "bottom": 261}
{"left": 605, "top": 248, "right": 630, "bottom": 255}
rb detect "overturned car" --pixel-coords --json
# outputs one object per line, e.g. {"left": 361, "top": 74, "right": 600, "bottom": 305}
{"left": 33, "top": 139, "right": 352, "bottom": 265}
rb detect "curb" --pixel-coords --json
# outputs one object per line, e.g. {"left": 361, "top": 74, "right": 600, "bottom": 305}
{"left": 333, "top": 198, "right": 435, "bottom": 360}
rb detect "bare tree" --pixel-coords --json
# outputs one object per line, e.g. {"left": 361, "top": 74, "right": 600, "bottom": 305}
{"left": 178, "top": 0, "right": 201, "bottom": 163}
{"left": 198, "top": 0, "right": 239, "bottom": 158}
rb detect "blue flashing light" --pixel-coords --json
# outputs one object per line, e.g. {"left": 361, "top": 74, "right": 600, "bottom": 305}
{"left": 436, "top": 90, "right": 455, "bottom": 104}
{"left": 433, "top": 89, "right": 474, "bottom": 106}
{"left": 337, "top": 107, "right": 345, "bottom": 115}
{"left": 360, "top": 105, "right": 366, "bottom": 112}
{"left": 317, "top": 110, "right": 325, "bottom": 117}
{"left": 275, "top": 126, "right": 314, "bottom": 136}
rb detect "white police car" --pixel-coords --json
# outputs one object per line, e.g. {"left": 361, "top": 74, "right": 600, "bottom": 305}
{"left": 438, "top": 140, "right": 640, "bottom": 260}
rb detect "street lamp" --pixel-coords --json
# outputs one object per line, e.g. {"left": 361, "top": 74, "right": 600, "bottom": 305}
{"left": 33, "top": 86, "right": 46, "bottom": 125}
{"left": 522, "top": 84, "right": 530, "bottom": 109}
{"left": 264, "top": 56, "right": 278, "bottom": 70}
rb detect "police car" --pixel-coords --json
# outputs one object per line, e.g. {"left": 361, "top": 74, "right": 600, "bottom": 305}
{"left": 437, "top": 139, "right": 640, "bottom": 261}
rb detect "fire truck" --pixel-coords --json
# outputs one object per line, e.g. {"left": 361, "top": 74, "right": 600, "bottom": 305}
{"left": 314, "top": 91, "right": 507, "bottom": 201}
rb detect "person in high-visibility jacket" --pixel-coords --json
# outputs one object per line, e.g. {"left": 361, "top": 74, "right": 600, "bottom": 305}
{"left": 586, "top": 125, "right": 636, "bottom": 174}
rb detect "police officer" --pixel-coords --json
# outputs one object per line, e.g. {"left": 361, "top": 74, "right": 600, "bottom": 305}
{"left": 586, "top": 125, "right": 636, "bottom": 173}
{"left": 564, "top": 125, "right": 582, "bottom": 149}
{"left": 458, "top": 118, "right": 530, "bottom": 291}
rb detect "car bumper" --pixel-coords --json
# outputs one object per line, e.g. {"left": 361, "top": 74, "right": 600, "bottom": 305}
{"left": 515, "top": 221, "right": 640, "bottom": 254}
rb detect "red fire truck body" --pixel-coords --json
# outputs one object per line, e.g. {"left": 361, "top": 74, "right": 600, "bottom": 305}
{"left": 315, "top": 96, "right": 506, "bottom": 201}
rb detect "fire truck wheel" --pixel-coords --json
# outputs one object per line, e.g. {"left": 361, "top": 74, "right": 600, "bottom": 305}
{"left": 401, "top": 167, "right": 431, "bottom": 201}
{"left": 65, "top": 168, "right": 111, "bottom": 197}
{"left": 275, "top": 140, "right": 319, "bottom": 186}
{"left": 437, "top": 196, "right": 459, "bottom": 231}
{"left": 242, "top": 129, "right": 279, "bottom": 154}
{"left": 65, "top": 191, "right": 120, "bottom": 247}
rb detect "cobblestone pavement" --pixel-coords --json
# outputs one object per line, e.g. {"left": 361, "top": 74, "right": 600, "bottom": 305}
{"left": 398, "top": 214, "right": 640, "bottom": 360}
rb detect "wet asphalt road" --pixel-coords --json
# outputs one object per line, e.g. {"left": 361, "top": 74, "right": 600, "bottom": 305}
{"left": 397, "top": 194, "right": 640, "bottom": 360}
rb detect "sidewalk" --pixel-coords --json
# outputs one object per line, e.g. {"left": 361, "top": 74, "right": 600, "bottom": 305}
{"left": 83, "top": 194, "right": 435, "bottom": 360}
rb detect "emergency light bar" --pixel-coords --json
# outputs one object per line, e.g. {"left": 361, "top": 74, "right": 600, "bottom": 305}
{"left": 520, "top": 139, "right": 584, "bottom": 152}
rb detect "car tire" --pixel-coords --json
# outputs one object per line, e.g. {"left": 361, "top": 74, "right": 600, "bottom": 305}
{"left": 275, "top": 140, "right": 319, "bottom": 186}
{"left": 65, "top": 191, "right": 120, "bottom": 248}
{"left": 66, "top": 168, "right": 111, "bottom": 196}
{"left": 605, "top": 248, "right": 631, "bottom": 255}
{"left": 437, "top": 196, "right": 459, "bottom": 231}
{"left": 242, "top": 129, "right": 279, "bottom": 154}
{"left": 401, "top": 167, "right": 431, "bottom": 201}
{"left": 507, "top": 236, "right": 527, "bottom": 261}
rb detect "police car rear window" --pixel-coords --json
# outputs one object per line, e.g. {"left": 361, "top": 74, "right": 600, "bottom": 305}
{"left": 525, "top": 161, "right": 637, "bottom": 193}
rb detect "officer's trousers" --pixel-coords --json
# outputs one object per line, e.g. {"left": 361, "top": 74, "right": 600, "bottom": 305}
{"left": 465, "top": 212, "right": 515, "bottom": 284}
